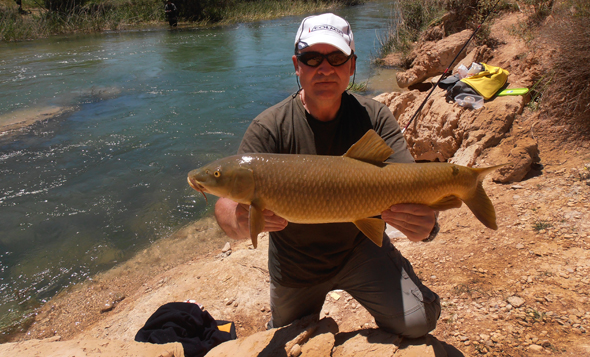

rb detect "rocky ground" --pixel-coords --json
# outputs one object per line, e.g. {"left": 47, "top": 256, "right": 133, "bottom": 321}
{"left": 2, "top": 3, "right": 590, "bottom": 357}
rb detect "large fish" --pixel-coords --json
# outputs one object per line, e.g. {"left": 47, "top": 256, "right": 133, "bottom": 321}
{"left": 188, "top": 130, "right": 503, "bottom": 248}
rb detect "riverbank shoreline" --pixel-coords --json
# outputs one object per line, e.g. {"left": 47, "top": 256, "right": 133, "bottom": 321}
{"left": 4, "top": 215, "right": 230, "bottom": 342}
{"left": 1, "top": 0, "right": 357, "bottom": 42}
{"left": 0, "top": 106, "right": 75, "bottom": 138}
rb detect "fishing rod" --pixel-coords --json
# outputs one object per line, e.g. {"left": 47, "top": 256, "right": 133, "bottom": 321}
{"left": 401, "top": 0, "right": 503, "bottom": 134}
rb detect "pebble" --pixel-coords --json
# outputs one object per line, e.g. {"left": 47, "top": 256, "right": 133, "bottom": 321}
{"left": 289, "top": 343, "right": 302, "bottom": 357}
{"left": 527, "top": 344, "right": 543, "bottom": 352}
{"left": 507, "top": 296, "right": 525, "bottom": 308}
{"left": 222, "top": 242, "right": 231, "bottom": 253}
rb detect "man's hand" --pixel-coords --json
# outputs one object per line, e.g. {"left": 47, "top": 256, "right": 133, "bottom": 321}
{"left": 381, "top": 204, "right": 436, "bottom": 242}
{"left": 215, "top": 198, "right": 288, "bottom": 240}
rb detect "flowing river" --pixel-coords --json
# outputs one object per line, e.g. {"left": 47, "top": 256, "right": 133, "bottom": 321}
{"left": 0, "top": 1, "right": 401, "bottom": 335}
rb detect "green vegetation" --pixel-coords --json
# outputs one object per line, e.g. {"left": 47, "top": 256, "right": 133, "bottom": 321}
{"left": 539, "top": 0, "right": 590, "bottom": 134}
{"left": 347, "top": 80, "right": 369, "bottom": 93}
{"left": 378, "top": 0, "right": 516, "bottom": 68}
{"left": 509, "top": 0, "right": 589, "bottom": 133}
{"left": 1, "top": 0, "right": 163, "bottom": 41}
{"left": 182, "top": 0, "right": 362, "bottom": 24}
{"left": 378, "top": 0, "right": 444, "bottom": 65}
{"left": 1, "top": 0, "right": 361, "bottom": 42}
{"left": 532, "top": 220, "right": 552, "bottom": 231}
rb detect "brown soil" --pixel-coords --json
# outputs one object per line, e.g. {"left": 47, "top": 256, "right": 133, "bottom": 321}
{"left": 5, "top": 6, "right": 590, "bottom": 357}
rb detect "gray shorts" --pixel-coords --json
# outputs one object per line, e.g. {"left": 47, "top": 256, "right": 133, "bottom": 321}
{"left": 268, "top": 236, "right": 441, "bottom": 338}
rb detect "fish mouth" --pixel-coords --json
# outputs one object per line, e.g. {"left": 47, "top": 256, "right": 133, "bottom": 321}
{"left": 187, "top": 176, "right": 208, "bottom": 204}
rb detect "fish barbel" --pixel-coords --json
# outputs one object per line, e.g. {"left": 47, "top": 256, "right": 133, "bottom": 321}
{"left": 188, "top": 130, "right": 503, "bottom": 248}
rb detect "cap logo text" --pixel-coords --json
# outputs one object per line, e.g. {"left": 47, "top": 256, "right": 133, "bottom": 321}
{"left": 309, "top": 25, "right": 346, "bottom": 37}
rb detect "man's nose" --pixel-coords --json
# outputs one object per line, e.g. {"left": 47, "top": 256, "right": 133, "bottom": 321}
{"left": 316, "top": 58, "right": 335, "bottom": 75}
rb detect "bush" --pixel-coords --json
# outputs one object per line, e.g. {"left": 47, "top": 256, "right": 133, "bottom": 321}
{"left": 378, "top": 0, "right": 516, "bottom": 64}
{"left": 378, "top": 0, "right": 444, "bottom": 62}
{"left": 541, "top": 12, "right": 590, "bottom": 134}
{"left": 1, "top": 0, "right": 359, "bottom": 41}
{"left": 44, "top": 0, "right": 88, "bottom": 13}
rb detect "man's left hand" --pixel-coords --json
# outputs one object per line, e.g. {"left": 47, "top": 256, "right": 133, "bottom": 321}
{"left": 381, "top": 204, "right": 436, "bottom": 242}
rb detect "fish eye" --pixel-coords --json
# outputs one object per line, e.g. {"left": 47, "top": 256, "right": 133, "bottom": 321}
{"left": 214, "top": 171, "right": 221, "bottom": 178}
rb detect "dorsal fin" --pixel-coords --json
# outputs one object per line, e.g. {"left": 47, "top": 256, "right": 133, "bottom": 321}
{"left": 343, "top": 130, "right": 394, "bottom": 165}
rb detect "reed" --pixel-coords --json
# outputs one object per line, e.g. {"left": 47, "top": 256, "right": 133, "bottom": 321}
{"left": 1, "top": 0, "right": 362, "bottom": 42}
{"left": 347, "top": 80, "right": 369, "bottom": 93}
{"left": 377, "top": 0, "right": 443, "bottom": 65}
{"left": 1, "top": 5, "right": 43, "bottom": 40}
{"left": 206, "top": 0, "right": 359, "bottom": 25}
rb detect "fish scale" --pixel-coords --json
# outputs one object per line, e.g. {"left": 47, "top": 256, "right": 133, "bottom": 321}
{"left": 188, "top": 130, "right": 503, "bottom": 248}
{"left": 250, "top": 156, "right": 475, "bottom": 223}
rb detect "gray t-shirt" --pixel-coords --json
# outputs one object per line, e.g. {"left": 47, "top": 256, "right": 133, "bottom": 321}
{"left": 238, "top": 91, "right": 414, "bottom": 287}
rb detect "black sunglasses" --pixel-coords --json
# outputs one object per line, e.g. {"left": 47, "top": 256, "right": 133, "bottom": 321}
{"left": 296, "top": 51, "right": 353, "bottom": 67}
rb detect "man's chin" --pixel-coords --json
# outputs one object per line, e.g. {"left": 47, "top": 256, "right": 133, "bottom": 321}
{"left": 311, "top": 84, "right": 346, "bottom": 97}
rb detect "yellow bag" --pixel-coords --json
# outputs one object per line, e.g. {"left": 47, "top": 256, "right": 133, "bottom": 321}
{"left": 460, "top": 63, "right": 510, "bottom": 100}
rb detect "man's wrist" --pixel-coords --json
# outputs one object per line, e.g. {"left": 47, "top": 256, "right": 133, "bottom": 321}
{"left": 421, "top": 219, "right": 439, "bottom": 243}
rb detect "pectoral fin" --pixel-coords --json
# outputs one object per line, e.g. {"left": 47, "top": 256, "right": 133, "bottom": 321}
{"left": 249, "top": 203, "right": 265, "bottom": 249}
{"left": 354, "top": 218, "right": 385, "bottom": 247}
{"left": 429, "top": 195, "right": 463, "bottom": 211}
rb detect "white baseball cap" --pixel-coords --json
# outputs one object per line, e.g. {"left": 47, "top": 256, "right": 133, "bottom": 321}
{"left": 294, "top": 13, "right": 355, "bottom": 56}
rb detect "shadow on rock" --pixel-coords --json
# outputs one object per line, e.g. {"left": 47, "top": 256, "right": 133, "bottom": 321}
{"left": 208, "top": 314, "right": 466, "bottom": 357}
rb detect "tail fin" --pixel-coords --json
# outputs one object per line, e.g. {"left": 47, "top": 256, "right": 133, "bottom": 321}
{"left": 463, "top": 165, "right": 505, "bottom": 230}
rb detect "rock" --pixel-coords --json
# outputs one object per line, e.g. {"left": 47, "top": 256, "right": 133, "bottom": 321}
{"left": 208, "top": 315, "right": 460, "bottom": 357}
{"left": 374, "top": 89, "right": 525, "bottom": 164}
{"left": 300, "top": 332, "right": 335, "bottom": 356}
{"left": 207, "top": 316, "right": 336, "bottom": 357}
{"left": 492, "top": 138, "right": 540, "bottom": 183}
{"left": 456, "top": 45, "right": 494, "bottom": 70}
{"left": 289, "top": 343, "right": 302, "bottom": 357}
{"left": 332, "top": 329, "right": 402, "bottom": 356}
{"left": 222, "top": 242, "right": 231, "bottom": 253}
{"left": 396, "top": 30, "right": 473, "bottom": 88}
{"left": 527, "top": 344, "right": 544, "bottom": 351}
{"left": 0, "top": 338, "right": 184, "bottom": 356}
{"left": 507, "top": 296, "right": 526, "bottom": 308}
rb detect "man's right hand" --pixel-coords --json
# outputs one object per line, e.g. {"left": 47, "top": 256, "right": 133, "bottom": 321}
{"left": 215, "top": 198, "right": 288, "bottom": 240}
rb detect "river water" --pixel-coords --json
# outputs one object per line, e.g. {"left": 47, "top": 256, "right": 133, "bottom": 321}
{"left": 0, "top": 1, "right": 400, "bottom": 334}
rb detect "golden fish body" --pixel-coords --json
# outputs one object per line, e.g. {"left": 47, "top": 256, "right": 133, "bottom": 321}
{"left": 188, "top": 130, "right": 502, "bottom": 248}
{"left": 240, "top": 155, "right": 474, "bottom": 223}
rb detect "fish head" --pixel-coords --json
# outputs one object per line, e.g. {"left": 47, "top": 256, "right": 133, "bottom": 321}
{"left": 187, "top": 155, "right": 255, "bottom": 204}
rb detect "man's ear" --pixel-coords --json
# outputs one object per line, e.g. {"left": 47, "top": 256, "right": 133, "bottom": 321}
{"left": 292, "top": 55, "right": 300, "bottom": 76}
{"left": 349, "top": 55, "right": 357, "bottom": 76}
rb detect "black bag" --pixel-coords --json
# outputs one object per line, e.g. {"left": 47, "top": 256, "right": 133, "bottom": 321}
{"left": 445, "top": 80, "right": 479, "bottom": 101}
{"left": 135, "top": 302, "right": 236, "bottom": 357}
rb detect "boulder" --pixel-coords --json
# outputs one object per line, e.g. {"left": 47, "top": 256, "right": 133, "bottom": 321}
{"left": 491, "top": 137, "right": 540, "bottom": 183}
{"left": 396, "top": 30, "right": 474, "bottom": 88}
{"left": 0, "top": 337, "right": 184, "bottom": 357}
{"left": 206, "top": 316, "right": 337, "bottom": 357}
{"left": 332, "top": 329, "right": 402, "bottom": 356}
{"left": 374, "top": 89, "right": 526, "bottom": 166}
{"left": 207, "top": 315, "right": 463, "bottom": 357}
